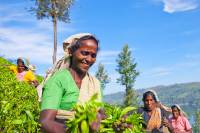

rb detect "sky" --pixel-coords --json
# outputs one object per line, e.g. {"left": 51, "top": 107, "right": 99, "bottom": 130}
{"left": 0, "top": 0, "right": 200, "bottom": 94}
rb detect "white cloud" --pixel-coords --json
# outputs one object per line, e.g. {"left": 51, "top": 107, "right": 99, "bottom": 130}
{"left": 160, "top": 0, "right": 198, "bottom": 13}
{"left": 185, "top": 54, "right": 200, "bottom": 60}
{"left": 94, "top": 50, "right": 120, "bottom": 65}
{"left": 0, "top": 1, "right": 77, "bottom": 67}
{"left": 0, "top": 26, "right": 63, "bottom": 65}
{"left": 175, "top": 61, "right": 200, "bottom": 68}
{"left": 141, "top": 54, "right": 200, "bottom": 79}
{"left": 0, "top": 3, "right": 77, "bottom": 33}
{"left": 143, "top": 67, "right": 171, "bottom": 77}
{"left": 0, "top": 3, "right": 34, "bottom": 24}
{"left": 98, "top": 50, "right": 120, "bottom": 57}
{"left": 0, "top": 12, "right": 31, "bottom": 24}
{"left": 35, "top": 19, "right": 77, "bottom": 33}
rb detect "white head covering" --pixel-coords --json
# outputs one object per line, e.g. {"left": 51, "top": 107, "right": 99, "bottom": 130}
{"left": 148, "top": 90, "right": 160, "bottom": 102}
{"left": 28, "top": 65, "right": 36, "bottom": 71}
{"left": 172, "top": 104, "right": 187, "bottom": 117}
{"left": 63, "top": 33, "right": 92, "bottom": 56}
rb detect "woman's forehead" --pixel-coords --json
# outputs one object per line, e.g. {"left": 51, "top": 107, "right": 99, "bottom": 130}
{"left": 17, "top": 60, "right": 24, "bottom": 64}
{"left": 78, "top": 40, "right": 98, "bottom": 50}
{"left": 145, "top": 94, "right": 154, "bottom": 99}
{"left": 80, "top": 39, "right": 98, "bottom": 46}
{"left": 172, "top": 107, "right": 179, "bottom": 111}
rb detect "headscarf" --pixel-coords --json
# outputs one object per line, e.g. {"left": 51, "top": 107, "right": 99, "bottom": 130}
{"left": 146, "top": 107, "right": 162, "bottom": 130}
{"left": 171, "top": 104, "right": 187, "bottom": 117}
{"left": 147, "top": 90, "right": 171, "bottom": 113}
{"left": 28, "top": 65, "right": 36, "bottom": 72}
{"left": 148, "top": 90, "right": 160, "bottom": 102}
{"left": 63, "top": 33, "right": 92, "bottom": 56}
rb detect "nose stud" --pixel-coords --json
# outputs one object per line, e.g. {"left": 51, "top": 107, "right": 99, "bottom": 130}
{"left": 82, "top": 59, "right": 87, "bottom": 64}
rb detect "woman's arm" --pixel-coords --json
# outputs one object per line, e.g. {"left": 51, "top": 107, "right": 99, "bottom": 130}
{"left": 156, "top": 102, "right": 172, "bottom": 113}
{"left": 39, "top": 110, "right": 66, "bottom": 133}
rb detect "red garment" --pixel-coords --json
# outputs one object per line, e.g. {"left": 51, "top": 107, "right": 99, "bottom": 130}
{"left": 169, "top": 115, "right": 192, "bottom": 132}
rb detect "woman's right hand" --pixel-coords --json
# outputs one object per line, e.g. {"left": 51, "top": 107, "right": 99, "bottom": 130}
{"left": 162, "top": 117, "right": 170, "bottom": 127}
{"left": 162, "top": 118, "right": 174, "bottom": 132}
{"left": 40, "top": 110, "right": 66, "bottom": 133}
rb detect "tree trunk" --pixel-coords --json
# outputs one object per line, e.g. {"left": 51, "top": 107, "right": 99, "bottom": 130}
{"left": 53, "top": 16, "right": 57, "bottom": 64}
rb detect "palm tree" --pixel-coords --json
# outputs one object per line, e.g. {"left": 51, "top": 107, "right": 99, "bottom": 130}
{"left": 31, "top": 0, "right": 74, "bottom": 64}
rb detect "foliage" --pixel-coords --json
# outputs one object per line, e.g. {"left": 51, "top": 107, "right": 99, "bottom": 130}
{"left": 95, "top": 63, "right": 110, "bottom": 90}
{"left": 100, "top": 104, "right": 144, "bottom": 133}
{"left": 116, "top": 44, "right": 139, "bottom": 107}
{"left": 66, "top": 95, "right": 144, "bottom": 133}
{"left": 36, "top": 74, "right": 44, "bottom": 83}
{"left": 193, "top": 110, "right": 200, "bottom": 133}
{"left": 0, "top": 57, "right": 40, "bottom": 132}
{"left": 30, "top": 0, "right": 74, "bottom": 64}
{"left": 66, "top": 94, "right": 102, "bottom": 133}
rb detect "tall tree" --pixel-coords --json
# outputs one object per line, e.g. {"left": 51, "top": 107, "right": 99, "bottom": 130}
{"left": 31, "top": 0, "right": 74, "bottom": 64}
{"left": 95, "top": 63, "right": 110, "bottom": 91}
{"left": 116, "top": 44, "right": 139, "bottom": 107}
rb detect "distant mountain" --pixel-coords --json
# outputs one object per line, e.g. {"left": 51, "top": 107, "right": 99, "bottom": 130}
{"left": 103, "top": 82, "right": 200, "bottom": 115}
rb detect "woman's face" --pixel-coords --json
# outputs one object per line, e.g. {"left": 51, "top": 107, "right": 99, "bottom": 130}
{"left": 17, "top": 60, "right": 25, "bottom": 73}
{"left": 172, "top": 107, "right": 180, "bottom": 119}
{"left": 144, "top": 95, "right": 156, "bottom": 111}
{"left": 71, "top": 39, "right": 98, "bottom": 74}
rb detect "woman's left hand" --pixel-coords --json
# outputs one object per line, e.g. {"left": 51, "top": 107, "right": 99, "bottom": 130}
{"left": 90, "top": 108, "right": 107, "bottom": 131}
{"left": 32, "top": 80, "right": 39, "bottom": 87}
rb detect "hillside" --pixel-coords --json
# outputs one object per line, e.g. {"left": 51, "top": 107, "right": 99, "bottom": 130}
{"left": 104, "top": 82, "right": 200, "bottom": 115}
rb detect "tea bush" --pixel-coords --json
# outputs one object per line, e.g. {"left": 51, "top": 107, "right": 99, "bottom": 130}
{"left": 0, "top": 57, "right": 40, "bottom": 132}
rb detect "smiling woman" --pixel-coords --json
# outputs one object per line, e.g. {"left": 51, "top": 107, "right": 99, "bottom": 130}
{"left": 39, "top": 33, "right": 102, "bottom": 133}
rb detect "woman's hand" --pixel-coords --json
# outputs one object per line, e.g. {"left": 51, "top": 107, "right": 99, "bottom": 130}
{"left": 90, "top": 108, "right": 107, "bottom": 132}
{"left": 162, "top": 118, "right": 174, "bottom": 132}
{"left": 32, "top": 80, "right": 39, "bottom": 87}
{"left": 162, "top": 118, "right": 170, "bottom": 127}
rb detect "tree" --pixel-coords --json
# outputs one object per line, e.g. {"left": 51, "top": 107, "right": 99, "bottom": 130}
{"left": 116, "top": 44, "right": 139, "bottom": 107}
{"left": 31, "top": 0, "right": 74, "bottom": 64}
{"left": 95, "top": 63, "right": 110, "bottom": 91}
{"left": 193, "top": 110, "right": 200, "bottom": 133}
